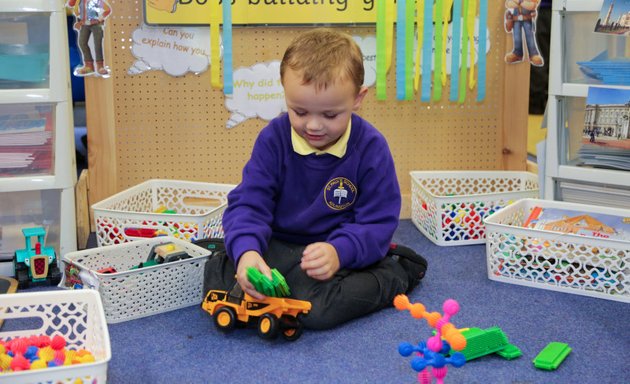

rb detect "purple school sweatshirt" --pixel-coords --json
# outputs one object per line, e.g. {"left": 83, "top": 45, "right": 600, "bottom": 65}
{"left": 223, "top": 113, "right": 401, "bottom": 269}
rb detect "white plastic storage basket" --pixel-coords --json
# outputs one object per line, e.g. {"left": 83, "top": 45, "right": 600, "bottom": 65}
{"left": 59, "top": 237, "right": 212, "bottom": 323}
{"left": 0, "top": 290, "right": 111, "bottom": 383}
{"left": 484, "top": 198, "right": 629, "bottom": 303}
{"left": 92, "top": 179, "right": 236, "bottom": 246}
{"left": 410, "top": 171, "right": 539, "bottom": 246}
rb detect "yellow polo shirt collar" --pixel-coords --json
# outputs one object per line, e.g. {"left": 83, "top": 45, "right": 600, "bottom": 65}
{"left": 291, "top": 120, "right": 351, "bottom": 158}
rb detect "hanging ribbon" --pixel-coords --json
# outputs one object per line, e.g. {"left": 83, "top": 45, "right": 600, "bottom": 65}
{"left": 432, "top": 0, "right": 444, "bottom": 101}
{"left": 458, "top": 0, "right": 470, "bottom": 103}
{"left": 414, "top": 0, "right": 424, "bottom": 92}
{"left": 386, "top": 0, "right": 394, "bottom": 73}
{"left": 222, "top": 0, "right": 233, "bottom": 95}
{"left": 376, "top": 0, "right": 394, "bottom": 100}
{"left": 477, "top": 0, "right": 487, "bottom": 101}
{"left": 420, "top": 0, "right": 433, "bottom": 102}
{"left": 209, "top": 0, "right": 222, "bottom": 89}
{"left": 396, "top": 0, "right": 406, "bottom": 100}
{"left": 441, "top": 0, "right": 454, "bottom": 87}
{"left": 467, "top": 0, "right": 477, "bottom": 90}
{"left": 404, "top": 0, "right": 414, "bottom": 100}
{"left": 376, "top": 0, "right": 387, "bottom": 100}
{"left": 449, "top": 0, "right": 463, "bottom": 101}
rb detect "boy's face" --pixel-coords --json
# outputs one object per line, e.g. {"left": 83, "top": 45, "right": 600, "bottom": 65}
{"left": 284, "top": 68, "right": 367, "bottom": 151}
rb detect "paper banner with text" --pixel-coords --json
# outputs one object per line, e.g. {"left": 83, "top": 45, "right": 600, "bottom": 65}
{"left": 224, "top": 36, "right": 376, "bottom": 129}
{"left": 145, "top": 0, "right": 378, "bottom": 25}
{"left": 128, "top": 25, "right": 219, "bottom": 76}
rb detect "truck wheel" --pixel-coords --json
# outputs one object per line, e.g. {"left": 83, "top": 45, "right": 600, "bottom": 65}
{"left": 281, "top": 316, "right": 303, "bottom": 341}
{"left": 16, "top": 267, "right": 30, "bottom": 289}
{"left": 257, "top": 313, "right": 279, "bottom": 339}
{"left": 282, "top": 325, "right": 303, "bottom": 341}
{"left": 214, "top": 307, "right": 237, "bottom": 332}
{"left": 48, "top": 263, "right": 62, "bottom": 286}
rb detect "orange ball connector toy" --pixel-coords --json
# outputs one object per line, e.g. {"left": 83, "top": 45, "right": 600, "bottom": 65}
{"left": 394, "top": 294, "right": 467, "bottom": 352}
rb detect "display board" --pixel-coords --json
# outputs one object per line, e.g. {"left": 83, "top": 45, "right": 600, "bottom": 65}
{"left": 86, "top": 1, "right": 529, "bottom": 218}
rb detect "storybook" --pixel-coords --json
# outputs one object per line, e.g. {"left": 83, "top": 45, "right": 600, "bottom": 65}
{"left": 522, "top": 206, "right": 630, "bottom": 241}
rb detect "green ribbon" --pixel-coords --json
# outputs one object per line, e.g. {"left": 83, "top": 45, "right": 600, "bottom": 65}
{"left": 376, "top": 0, "right": 387, "bottom": 100}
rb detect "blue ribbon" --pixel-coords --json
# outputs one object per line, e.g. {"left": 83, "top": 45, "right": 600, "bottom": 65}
{"left": 396, "top": 0, "right": 406, "bottom": 100}
{"left": 223, "top": 0, "right": 233, "bottom": 95}
{"left": 477, "top": 0, "right": 487, "bottom": 101}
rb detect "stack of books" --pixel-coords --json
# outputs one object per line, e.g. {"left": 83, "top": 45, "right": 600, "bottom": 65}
{"left": 578, "top": 144, "right": 630, "bottom": 171}
{"left": 577, "top": 58, "right": 630, "bottom": 85}
{"left": 0, "top": 110, "right": 52, "bottom": 176}
{"left": 559, "top": 181, "right": 630, "bottom": 209}
{"left": 522, "top": 206, "right": 630, "bottom": 241}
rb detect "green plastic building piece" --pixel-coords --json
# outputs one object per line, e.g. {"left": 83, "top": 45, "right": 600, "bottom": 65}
{"left": 458, "top": 327, "right": 509, "bottom": 361}
{"left": 271, "top": 268, "right": 291, "bottom": 296}
{"left": 247, "top": 267, "right": 275, "bottom": 296}
{"left": 496, "top": 343, "right": 522, "bottom": 360}
{"left": 247, "top": 267, "right": 290, "bottom": 297}
{"left": 533, "top": 342, "right": 571, "bottom": 370}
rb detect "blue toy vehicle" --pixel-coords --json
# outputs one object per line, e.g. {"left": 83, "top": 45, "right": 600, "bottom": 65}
{"left": 13, "top": 227, "right": 61, "bottom": 289}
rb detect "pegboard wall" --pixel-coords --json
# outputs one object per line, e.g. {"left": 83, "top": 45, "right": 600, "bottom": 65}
{"left": 86, "top": 1, "right": 530, "bottom": 218}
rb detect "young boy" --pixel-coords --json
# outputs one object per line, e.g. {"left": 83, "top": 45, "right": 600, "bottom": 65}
{"left": 205, "top": 28, "right": 427, "bottom": 330}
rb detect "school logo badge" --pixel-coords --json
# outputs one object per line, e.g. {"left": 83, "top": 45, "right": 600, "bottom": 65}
{"left": 324, "top": 177, "right": 357, "bottom": 210}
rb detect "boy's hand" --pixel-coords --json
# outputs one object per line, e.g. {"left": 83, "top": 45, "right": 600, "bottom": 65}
{"left": 236, "top": 251, "right": 272, "bottom": 300}
{"left": 301, "top": 242, "right": 340, "bottom": 281}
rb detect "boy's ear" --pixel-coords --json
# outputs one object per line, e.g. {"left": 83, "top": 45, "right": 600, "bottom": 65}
{"left": 353, "top": 86, "right": 369, "bottom": 110}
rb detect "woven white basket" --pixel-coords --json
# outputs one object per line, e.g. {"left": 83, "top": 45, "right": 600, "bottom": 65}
{"left": 92, "top": 179, "right": 235, "bottom": 246}
{"left": 59, "top": 237, "right": 212, "bottom": 323}
{"left": 484, "top": 198, "right": 629, "bottom": 303}
{"left": 410, "top": 171, "right": 539, "bottom": 246}
{"left": 0, "top": 290, "right": 111, "bottom": 383}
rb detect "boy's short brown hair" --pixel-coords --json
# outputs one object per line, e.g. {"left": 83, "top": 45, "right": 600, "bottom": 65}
{"left": 280, "top": 28, "right": 365, "bottom": 94}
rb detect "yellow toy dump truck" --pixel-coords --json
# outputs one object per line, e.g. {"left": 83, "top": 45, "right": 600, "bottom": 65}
{"left": 202, "top": 283, "right": 311, "bottom": 341}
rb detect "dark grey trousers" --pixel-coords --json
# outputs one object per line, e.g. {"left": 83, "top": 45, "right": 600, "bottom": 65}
{"left": 78, "top": 24, "right": 104, "bottom": 62}
{"left": 204, "top": 239, "right": 409, "bottom": 330}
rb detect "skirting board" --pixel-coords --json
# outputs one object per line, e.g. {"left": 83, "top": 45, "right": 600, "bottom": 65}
{"left": 400, "top": 193, "right": 411, "bottom": 219}
{"left": 75, "top": 169, "right": 91, "bottom": 249}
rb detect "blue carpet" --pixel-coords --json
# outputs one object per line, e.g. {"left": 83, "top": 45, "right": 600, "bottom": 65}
{"left": 9, "top": 220, "right": 628, "bottom": 383}
{"left": 101, "top": 220, "right": 629, "bottom": 384}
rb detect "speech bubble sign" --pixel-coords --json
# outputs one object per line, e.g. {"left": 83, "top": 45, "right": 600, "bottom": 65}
{"left": 354, "top": 35, "right": 377, "bottom": 87}
{"left": 224, "top": 37, "right": 378, "bottom": 129}
{"left": 225, "top": 61, "right": 286, "bottom": 129}
{"left": 128, "top": 25, "right": 218, "bottom": 76}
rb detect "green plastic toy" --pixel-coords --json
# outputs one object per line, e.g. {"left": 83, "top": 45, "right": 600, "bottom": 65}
{"left": 247, "top": 267, "right": 291, "bottom": 297}
{"left": 453, "top": 327, "right": 522, "bottom": 361}
{"left": 533, "top": 342, "right": 572, "bottom": 370}
{"left": 271, "top": 269, "right": 291, "bottom": 296}
{"left": 496, "top": 343, "right": 523, "bottom": 360}
{"left": 458, "top": 327, "right": 509, "bottom": 360}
